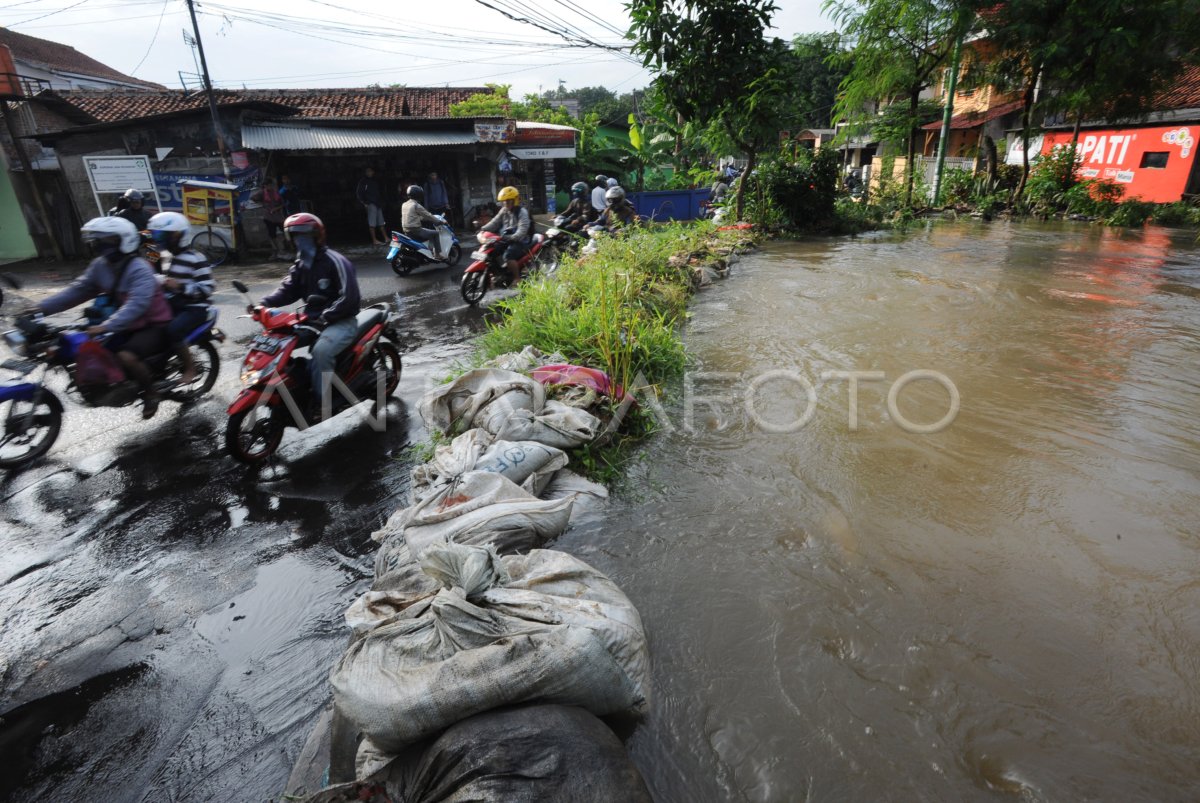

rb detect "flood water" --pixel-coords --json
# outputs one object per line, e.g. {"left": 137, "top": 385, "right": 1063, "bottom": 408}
{"left": 556, "top": 221, "right": 1200, "bottom": 801}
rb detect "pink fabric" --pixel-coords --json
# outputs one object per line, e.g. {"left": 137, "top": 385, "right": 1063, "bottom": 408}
{"left": 530, "top": 364, "right": 630, "bottom": 403}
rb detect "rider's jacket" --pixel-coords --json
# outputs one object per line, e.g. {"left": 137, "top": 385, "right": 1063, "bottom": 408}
{"left": 39, "top": 254, "right": 171, "bottom": 332}
{"left": 262, "top": 247, "right": 361, "bottom": 324}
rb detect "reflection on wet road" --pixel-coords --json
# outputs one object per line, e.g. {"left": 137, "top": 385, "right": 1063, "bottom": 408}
{"left": 0, "top": 260, "right": 498, "bottom": 801}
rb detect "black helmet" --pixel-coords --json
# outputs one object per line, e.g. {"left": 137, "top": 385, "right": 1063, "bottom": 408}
{"left": 123, "top": 188, "right": 144, "bottom": 202}
{"left": 571, "top": 181, "right": 587, "bottom": 199}
{"left": 407, "top": 184, "right": 424, "bottom": 202}
{"left": 594, "top": 175, "right": 608, "bottom": 185}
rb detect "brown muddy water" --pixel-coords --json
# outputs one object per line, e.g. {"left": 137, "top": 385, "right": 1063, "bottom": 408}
{"left": 556, "top": 220, "right": 1200, "bottom": 802}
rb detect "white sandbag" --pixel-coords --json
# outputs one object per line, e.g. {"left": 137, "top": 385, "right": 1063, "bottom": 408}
{"left": 489, "top": 399, "right": 602, "bottom": 449}
{"left": 418, "top": 369, "right": 545, "bottom": 434}
{"left": 409, "top": 428, "right": 568, "bottom": 503}
{"left": 400, "top": 471, "right": 574, "bottom": 557}
{"left": 482, "top": 345, "right": 568, "bottom": 374}
{"left": 330, "top": 542, "right": 649, "bottom": 765}
{"left": 542, "top": 468, "right": 610, "bottom": 527}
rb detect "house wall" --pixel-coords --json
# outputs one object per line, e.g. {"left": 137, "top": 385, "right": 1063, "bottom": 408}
{"left": 1040, "top": 124, "right": 1198, "bottom": 202}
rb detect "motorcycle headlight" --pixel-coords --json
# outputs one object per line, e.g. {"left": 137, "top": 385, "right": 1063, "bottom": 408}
{"left": 240, "top": 353, "right": 283, "bottom": 386}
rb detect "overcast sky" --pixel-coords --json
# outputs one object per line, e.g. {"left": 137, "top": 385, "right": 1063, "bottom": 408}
{"left": 1, "top": 0, "right": 835, "bottom": 97}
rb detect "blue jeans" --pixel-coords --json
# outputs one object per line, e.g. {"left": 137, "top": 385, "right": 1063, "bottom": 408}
{"left": 310, "top": 317, "right": 358, "bottom": 406}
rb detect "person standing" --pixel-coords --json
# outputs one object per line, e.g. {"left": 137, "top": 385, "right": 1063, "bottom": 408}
{"left": 255, "top": 177, "right": 288, "bottom": 260}
{"left": 356, "top": 167, "right": 386, "bottom": 245}
{"left": 423, "top": 171, "right": 450, "bottom": 217}
{"left": 279, "top": 174, "right": 300, "bottom": 215}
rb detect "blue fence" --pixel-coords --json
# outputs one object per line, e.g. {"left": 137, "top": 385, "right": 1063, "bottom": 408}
{"left": 626, "top": 188, "right": 711, "bottom": 222}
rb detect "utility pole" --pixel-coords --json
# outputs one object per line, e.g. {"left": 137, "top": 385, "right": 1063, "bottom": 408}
{"left": 185, "top": 0, "right": 233, "bottom": 183}
{"left": 926, "top": 29, "right": 964, "bottom": 206}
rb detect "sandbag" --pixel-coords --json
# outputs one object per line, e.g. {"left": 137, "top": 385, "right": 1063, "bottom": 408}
{"left": 409, "top": 428, "right": 568, "bottom": 503}
{"left": 398, "top": 471, "right": 574, "bottom": 557}
{"left": 301, "top": 705, "right": 651, "bottom": 803}
{"left": 489, "top": 399, "right": 602, "bottom": 449}
{"left": 482, "top": 345, "right": 567, "bottom": 374}
{"left": 541, "top": 468, "right": 611, "bottom": 527}
{"left": 330, "top": 543, "right": 650, "bottom": 770}
{"left": 418, "top": 368, "right": 545, "bottom": 434}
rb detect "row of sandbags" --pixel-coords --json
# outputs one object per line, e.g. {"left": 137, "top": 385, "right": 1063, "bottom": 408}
{"left": 313, "top": 351, "right": 653, "bottom": 801}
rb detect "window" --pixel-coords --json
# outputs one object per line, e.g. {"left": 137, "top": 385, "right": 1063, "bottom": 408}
{"left": 1140, "top": 151, "right": 1169, "bottom": 168}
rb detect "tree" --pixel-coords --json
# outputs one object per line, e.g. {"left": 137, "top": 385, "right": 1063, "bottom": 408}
{"left": 449, "top": 85, "right": 576, "bottom": 126}
{"left": 973, "top": 0, "right": 1200, "bottom": 199}
{"left": 789, "top": 33, "right": 852, "bottom": 129}
{"left": 825, "top": 0, "right": 964, "bottom": 206}
{"left": 628, "top": 0, "right": 792, "bottom": 219}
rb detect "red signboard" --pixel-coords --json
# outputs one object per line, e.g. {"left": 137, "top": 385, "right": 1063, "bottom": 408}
{"left": 1039, "top": 125, "right": 1196, "bottom": 203}
{"left": 514, "top": 126, "right": 576, "bottom": 147}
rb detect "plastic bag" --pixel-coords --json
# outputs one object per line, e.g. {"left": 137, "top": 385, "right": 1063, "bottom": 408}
{"left": 74, "top": 340, "right": 125, "bottom": 387}
{"left": 330, "top": 543, "right": 650, "bottom": 768}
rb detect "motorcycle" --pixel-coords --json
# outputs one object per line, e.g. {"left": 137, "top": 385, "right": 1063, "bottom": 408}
{"left": 139, "top": 231, "right": 162, "bottom": 272}
{"left": 0, "top": 309, "right": 223, "bottom": 469}
{"left": 224, "top": 280, "right": 403, "bottom": 465}
{"left": 387, "top": 216, "right": 461, "bottom": 276}
{"left": 459, "top": 228, "right": 573, "bottom": 306}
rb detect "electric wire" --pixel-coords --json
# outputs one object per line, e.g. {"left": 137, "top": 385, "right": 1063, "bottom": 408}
{"left": 129, "top": 0, "right": 171, "bottom": 75}
{"left": 5, "top": 0, "right": 90, "bottom": 26}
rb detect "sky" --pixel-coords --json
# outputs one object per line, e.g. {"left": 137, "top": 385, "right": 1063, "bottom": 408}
{"left": 0, "top": 0, "right": 834, "bottom": 98}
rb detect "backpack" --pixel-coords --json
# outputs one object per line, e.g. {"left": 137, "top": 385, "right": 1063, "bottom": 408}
{"left": 75, "top": 340, "right": 126, "bottom": 388}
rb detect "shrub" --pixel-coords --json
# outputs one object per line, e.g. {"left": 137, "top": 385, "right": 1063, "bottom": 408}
{"left": 1104, "top": 199, "right": 1154, "bottom": 227}
{"left": 1150, "top": 202, "right": 1200, "bottom": 227}
{"left": 941, "top": 168, "right": 976, "bottom": 205}
{"left": 742, "top": 147, "right": 841, "bottom": 231}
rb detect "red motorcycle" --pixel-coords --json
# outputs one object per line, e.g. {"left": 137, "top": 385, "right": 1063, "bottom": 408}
{"left": 224, "top": 280, "right": 403, "bottom": 464}
{"left": 459, "top": 228, "right": 572, "bottom": 306}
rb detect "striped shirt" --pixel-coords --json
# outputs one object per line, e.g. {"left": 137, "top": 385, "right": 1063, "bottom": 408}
{"left": 166, "top": 248, "right": 215, "bottom": 305}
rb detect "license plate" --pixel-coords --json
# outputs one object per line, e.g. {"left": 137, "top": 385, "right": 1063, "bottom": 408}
{"left": 251, "top": 333, "right": 286, "bottom": 355}
{"left": 470, "top": 250, "right": 487, "bottom": 261}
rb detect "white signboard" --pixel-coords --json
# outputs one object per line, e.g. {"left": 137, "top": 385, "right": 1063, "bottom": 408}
{"left": 83, "top": 155, "right": 161, "bottom": 215}
{"left": 509, "top": 147, "right": 576, "bottom": 159}
{"left": 1005, "top": 134, "right": 1044, "bottom": 166}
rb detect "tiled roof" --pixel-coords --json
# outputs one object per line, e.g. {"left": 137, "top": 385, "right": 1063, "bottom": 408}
{"left": 921, "top": 99, "right": 1024, "bottom": 130}
{"left": 0, "top": 27, "right": 162, "bottom": 89}
{"left": 1156, "top": 64, "right": 1200, "bottom": 111}
{"left": 47, "top": 86, "right": 494, "bottom": 124}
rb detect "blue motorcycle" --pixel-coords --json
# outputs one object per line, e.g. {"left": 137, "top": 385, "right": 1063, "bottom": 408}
{"left": 387, "top": 215, "right": 462, "bottom": 276}
{"left": 0, "top": 310, "right": 223, "bottom": 468}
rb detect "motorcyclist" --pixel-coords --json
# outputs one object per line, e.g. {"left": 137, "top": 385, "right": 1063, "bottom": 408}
{"left": 555, "top": 181, "right": 597, "bottom": 233}
{"left": 34, "top": 216, "right": 173, "bottom": 418}
{"left": 148, "top": 211, "right": 214, "bottom": 385}
{"left": 479, "top": 186, "right": 532, "bottom": 287}
{"left": 254, "top": 212, "right": 362, "bottom": 420}
{"left": 590, "top": 186, "right": 638, "bottom": 232}
{"left": 111, "top": 188, "right": 150, "bottom": 231}
{"left": 591, "top": 175, "right": 608, "bottom": 213}
{"left": 401, "top": 184, "right": 443, "bottom": 259}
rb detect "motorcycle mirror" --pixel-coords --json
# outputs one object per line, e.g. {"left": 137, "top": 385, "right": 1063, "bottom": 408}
{"left": 232, "top": 280, "right": 249, "bottom": 294}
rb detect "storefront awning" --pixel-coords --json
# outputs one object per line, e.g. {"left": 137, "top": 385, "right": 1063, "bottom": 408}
{"left": 242, "top": 123, "right": 479, "bottom": 150}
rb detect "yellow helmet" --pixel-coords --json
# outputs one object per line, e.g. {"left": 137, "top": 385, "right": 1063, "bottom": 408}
{"left": 497, "top": 186, "right": 520, "bottom": 203}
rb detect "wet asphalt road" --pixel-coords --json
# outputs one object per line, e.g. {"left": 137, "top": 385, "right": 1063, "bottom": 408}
{"left": 0, "top": 252, "right": 506, "bottom": 802}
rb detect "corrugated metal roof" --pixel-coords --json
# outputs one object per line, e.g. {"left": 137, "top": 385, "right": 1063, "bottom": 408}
{"left": 242, "top": 124, "right": 478, "bottom": 150}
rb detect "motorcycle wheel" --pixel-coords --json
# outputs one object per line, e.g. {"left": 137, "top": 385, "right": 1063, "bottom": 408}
{"left": 372, "top": 342, "right": 403, "bottom": 403}
{"left": 390, "top": 255, "right": 413, "bottom": 276}
{"left": 460, "top": 270, "right": 487, "bottom": 306}
{"left": 226, "top": 406, "right": 285, "bottom": 465}
{"left": 164, "top": 340, "right": 220, "bottom": 402}
{"left": 443, "top": 244, "right": 462, "bottom": 267}
{"left": 0, "top": 392, "right": 63, "bottom": 469}
{"left": 532, "top": 245, "right": 561, "bottom": 277}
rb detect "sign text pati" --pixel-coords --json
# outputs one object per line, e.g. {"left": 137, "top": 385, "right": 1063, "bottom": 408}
{"left": 1040, "top": 125, "right": 1198, "bottom": 203}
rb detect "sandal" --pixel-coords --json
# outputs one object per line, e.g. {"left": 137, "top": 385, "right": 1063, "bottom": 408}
{"left": 142, "top": 396, "right": 160, "bottom": 420}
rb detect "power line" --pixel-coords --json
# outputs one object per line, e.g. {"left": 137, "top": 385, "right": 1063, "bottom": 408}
{"left": 6, "top": 0, "right": 91, "bottom": 26}
{"left": 129, "top": 0, "right": 171, "bottom": 75}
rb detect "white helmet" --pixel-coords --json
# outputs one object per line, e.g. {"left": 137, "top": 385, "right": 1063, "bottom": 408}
{"left": 605, "top": 185, "right": 626, "bottom": 204}
{"left": 606, "top": 177, "right": 619, "bottom": 188}
{"left": 81, "top": 215, "right": 141, "bottom": 254}
{"left": 148, "top": 211, "right": 192, "bottom": 247}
